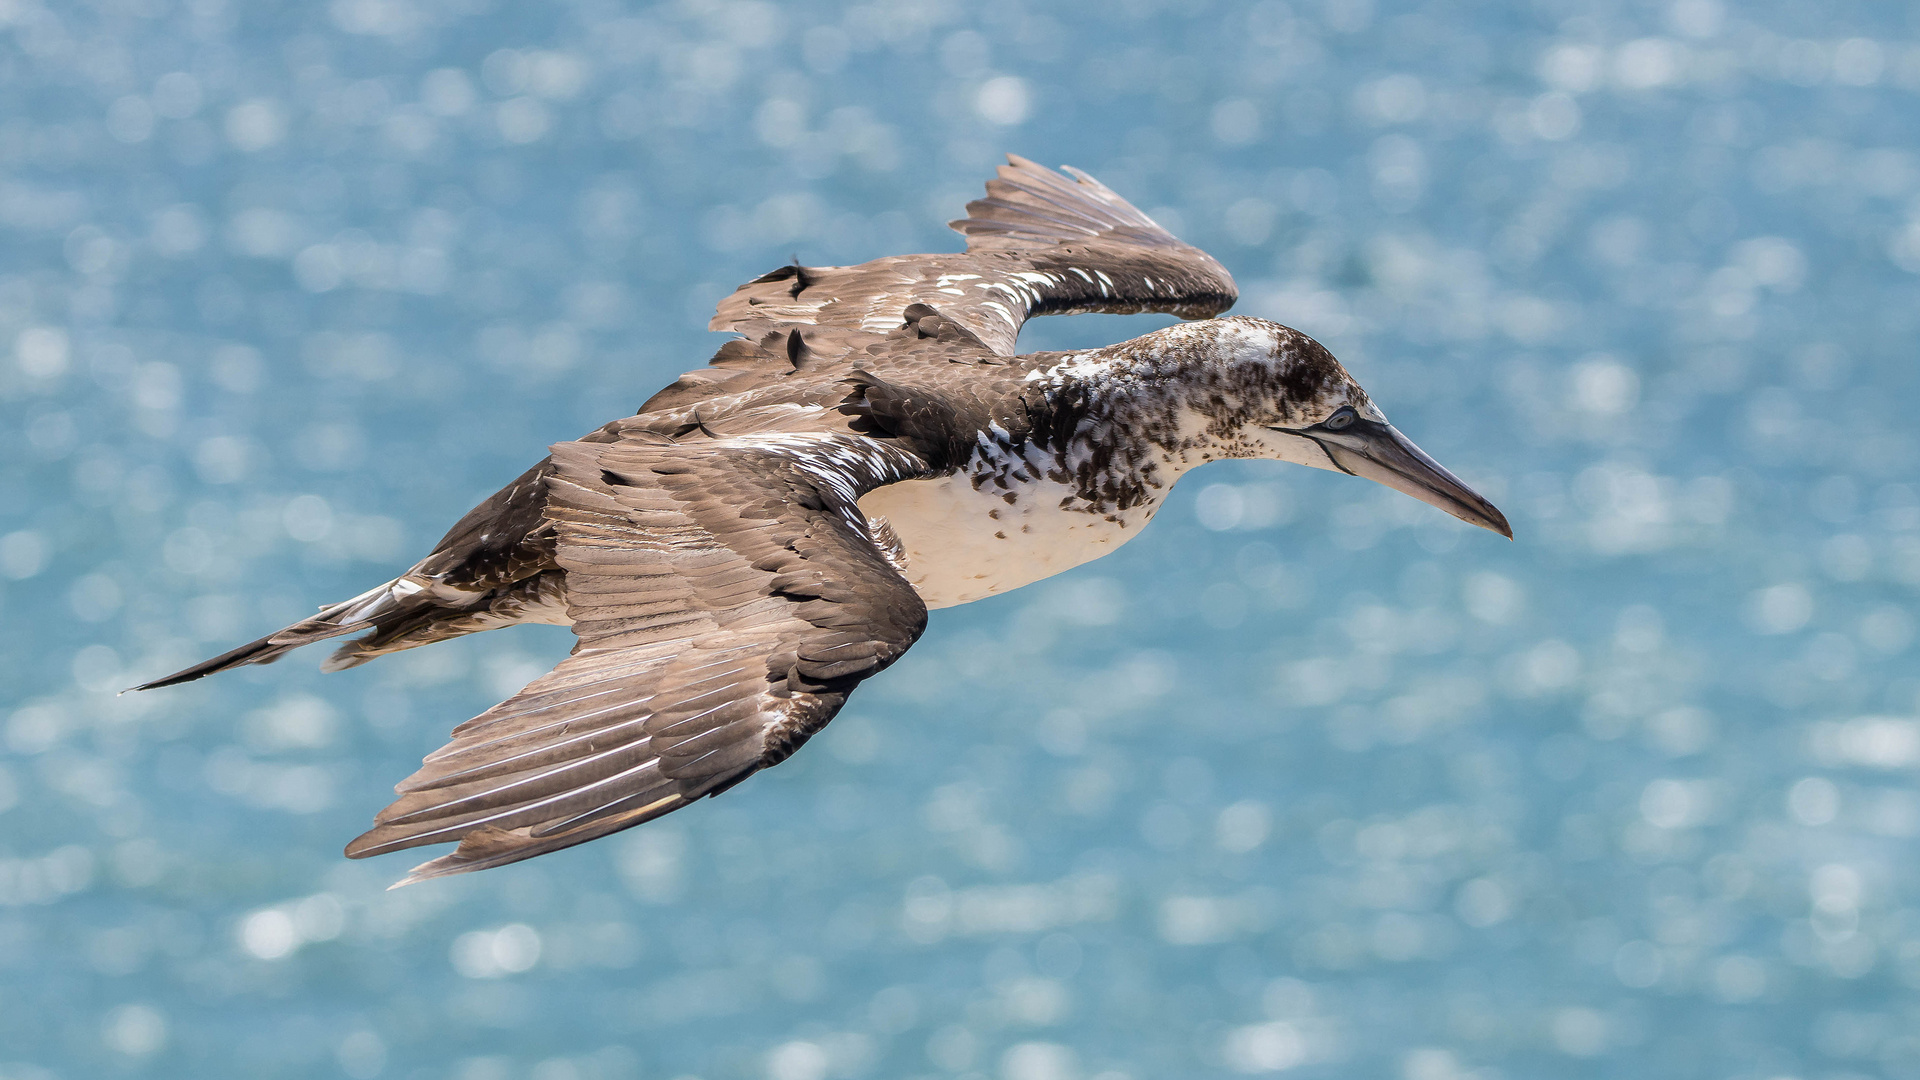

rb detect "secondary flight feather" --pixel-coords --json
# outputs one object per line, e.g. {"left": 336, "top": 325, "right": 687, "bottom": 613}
{"left": 137, "top": 155, "right": 1509, "bottom": 886}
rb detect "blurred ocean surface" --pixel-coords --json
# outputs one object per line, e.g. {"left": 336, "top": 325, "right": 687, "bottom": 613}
{"left": 3, "top": 1, "right": 1919, "bottom": 1078}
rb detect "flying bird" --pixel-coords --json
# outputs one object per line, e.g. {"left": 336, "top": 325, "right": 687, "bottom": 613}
{"left": 137, "top": 156, "right": 1509, "bottom": 886}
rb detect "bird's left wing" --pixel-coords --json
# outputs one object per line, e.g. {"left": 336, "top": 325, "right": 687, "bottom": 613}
{"left": 346, "top": 429, "right": 928, "bottom": 884}
{"left": 709, "top": 155, "right": 1238, "bottom": 356}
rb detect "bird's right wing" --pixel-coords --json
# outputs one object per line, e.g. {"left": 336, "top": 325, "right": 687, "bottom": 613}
{"left": 346, "top": 428, "right": 929, "bottom": 885}
{"left": 709, "top": 155, "right": 1238, "bottom": 356}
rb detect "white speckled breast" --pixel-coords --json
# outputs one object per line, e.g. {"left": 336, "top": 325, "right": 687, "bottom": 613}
{"left": 857, "top": 471, "right": 1150, "bottom": 609}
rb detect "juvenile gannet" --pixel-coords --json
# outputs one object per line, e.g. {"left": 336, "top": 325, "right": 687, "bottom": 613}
{"left": 137, "top": 156, "right": 1509, "bottom": 885}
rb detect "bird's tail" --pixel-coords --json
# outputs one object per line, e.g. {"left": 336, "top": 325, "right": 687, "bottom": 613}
{"left": 130, "top": 576, "right": 437, "bottom": 691}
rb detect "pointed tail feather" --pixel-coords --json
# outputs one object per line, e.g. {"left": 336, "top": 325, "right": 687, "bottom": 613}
{"left": 129, "top": 632, "right": 302, "bottom": 691}
{"left": 129, "top": 576, "right": 437, "bottom": 692}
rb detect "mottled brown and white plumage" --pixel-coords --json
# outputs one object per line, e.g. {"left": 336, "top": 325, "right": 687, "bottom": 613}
{"left": 137, "top": 156, "right": 1509, "bottom": 885}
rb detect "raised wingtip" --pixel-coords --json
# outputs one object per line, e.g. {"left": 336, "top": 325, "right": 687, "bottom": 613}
{"left": 1001, "top": 152, "right": 1043, "bottom": 172}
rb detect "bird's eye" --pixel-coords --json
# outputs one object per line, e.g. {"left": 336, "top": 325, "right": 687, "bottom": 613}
{"left": 1323, "top": 408, "right": 1356, "bottom": 431}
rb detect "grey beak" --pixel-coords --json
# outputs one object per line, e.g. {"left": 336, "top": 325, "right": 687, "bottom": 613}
{"left": 1308, "top": 420, "right": 1512, "bottom": 538}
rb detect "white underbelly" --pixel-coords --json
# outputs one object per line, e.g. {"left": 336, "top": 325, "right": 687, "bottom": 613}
{"left": 857, "top": 474, "right": 1151, "bottom": 609}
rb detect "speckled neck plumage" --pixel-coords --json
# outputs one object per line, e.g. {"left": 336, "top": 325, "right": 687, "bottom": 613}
{"left": 998, "top": 316, "right": 1359, "bottom": 516}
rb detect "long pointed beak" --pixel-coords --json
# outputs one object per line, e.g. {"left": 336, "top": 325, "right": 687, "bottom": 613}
{"left": 1308, "top": 420, "right": 1512, "bottom": 538}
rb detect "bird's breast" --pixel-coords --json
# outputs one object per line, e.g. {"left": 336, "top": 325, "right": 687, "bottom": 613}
{"left": 856, "top": 451, "right": 1155, "bottom": 609}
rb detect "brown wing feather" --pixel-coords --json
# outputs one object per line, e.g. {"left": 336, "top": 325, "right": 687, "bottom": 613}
{"left": 708, "top": 155, "right": 1237, "bottom": 356}
{"left": 948, "top": 156, "right": 1174, "bottom": 251}
{"left": 346, "top": 430, "right": 928, "bottom": 885}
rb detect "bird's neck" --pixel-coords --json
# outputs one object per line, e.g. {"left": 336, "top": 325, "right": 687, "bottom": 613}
{"left": 1025, "top": 321, "right": 1279, "bottom": 467}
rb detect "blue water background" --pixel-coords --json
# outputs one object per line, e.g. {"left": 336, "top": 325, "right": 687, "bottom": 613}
{"left": 3, "top": 1, "right": 1918, "bottom": 1077}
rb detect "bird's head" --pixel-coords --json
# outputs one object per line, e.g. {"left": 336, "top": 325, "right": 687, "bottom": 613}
{"left": 1135, "top": 315, "right": 1512, "bottom": 538}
